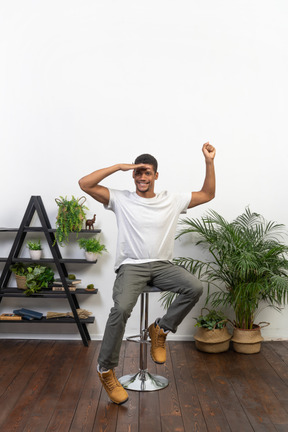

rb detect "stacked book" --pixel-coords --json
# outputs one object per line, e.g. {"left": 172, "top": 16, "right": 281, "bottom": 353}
{"left": 0, "top": 308, "right": 44, "bottom": 321}
{"left": 52, "top": 278, "right": 82, "bottom": 292}
{"left": 13, "top": 308, "right": 43, "bottom": 320}
{"left": 0, "top": 313, "right": 22, "bottom": 321}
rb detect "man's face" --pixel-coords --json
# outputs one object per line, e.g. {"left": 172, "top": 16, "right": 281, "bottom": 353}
{"left": 132, "top": 164, "right": 158, "bottom": 197}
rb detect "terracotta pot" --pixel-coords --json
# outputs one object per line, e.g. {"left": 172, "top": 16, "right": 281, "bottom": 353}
{"left": 231, "top": 325, "right": 264, "bottom": 354}
{"left": 194, "top": 327, "right": 232, "bottom": 353}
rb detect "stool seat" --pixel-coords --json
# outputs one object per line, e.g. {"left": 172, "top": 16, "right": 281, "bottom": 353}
{"left": 118, "top": 285, "right": 169, "bottom": 392}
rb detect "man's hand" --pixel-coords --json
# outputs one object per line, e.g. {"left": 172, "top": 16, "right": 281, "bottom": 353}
{"left": 202, "top": 142, "right": 216, "bottom": 161}
{"left": 119, "top": 163, "right": 151, "bottom": 172}
{"left": 188, "top": 141, "right": 216, "bottom": 208}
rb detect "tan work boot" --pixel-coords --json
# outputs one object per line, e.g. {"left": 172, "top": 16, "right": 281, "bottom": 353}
{"left": 148, "top": 321, "right": 168, "bottom": 364}
{"left": 98, "top": 368, "right": 129, "bottom": 405}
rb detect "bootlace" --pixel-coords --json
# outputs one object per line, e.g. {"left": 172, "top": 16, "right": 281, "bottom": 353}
{"left": 155, "top": 330, "right": 166, "bottom": 349}
{"left": 102, "top": 370, "right": 120, "bottom": 391}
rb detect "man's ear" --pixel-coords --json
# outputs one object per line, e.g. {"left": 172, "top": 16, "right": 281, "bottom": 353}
{"left": 155, "top": 172, "right": 159, "bottom": 180}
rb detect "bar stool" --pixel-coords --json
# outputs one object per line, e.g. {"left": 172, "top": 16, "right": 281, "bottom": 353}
{"left": 118, "top": 285, "right": 169, "bottom": 391}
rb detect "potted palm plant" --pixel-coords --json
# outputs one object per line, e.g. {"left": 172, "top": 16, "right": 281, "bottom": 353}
{"left": 77, "top": 237, "right": 107, "bottom": 261}
{"left": 54, "top": 196, "right": 88, "bottom": 246}
{"left": 174, "top": 208, "right": 288, "bottom": 354}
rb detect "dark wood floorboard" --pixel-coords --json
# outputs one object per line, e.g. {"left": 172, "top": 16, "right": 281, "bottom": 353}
{"left": 0, "top": 340, "right": 287, "bottom": 432}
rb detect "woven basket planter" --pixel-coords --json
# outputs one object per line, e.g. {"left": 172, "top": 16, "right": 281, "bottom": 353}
{"left": 15, "top": 275, "right": 27, "bottom": 290}
{"left": 231, "top": 325, "right": 264, "bottom": 354}
{"left": 194, "top": 327, "right": 232, "bottom": 353}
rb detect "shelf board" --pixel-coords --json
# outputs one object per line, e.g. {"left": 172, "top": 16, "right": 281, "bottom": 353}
{"left": 24, "top": 227, "right": 101, "bottom": 233}
{"left": 11, "top": 258, "right": 97, "bottom": 264}
{"left": 0, "top": 227, "right": 101, "bottom": 233}
{"left": 0, "top": 316, "right": 95, "bottom": 324}
{"left": 0, "top": 288, "right": 98, "bottom": 298}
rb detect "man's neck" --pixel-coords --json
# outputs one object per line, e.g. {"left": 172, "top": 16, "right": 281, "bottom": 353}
{"left": 135, "top": 190, "right": 156, "bottom": 198}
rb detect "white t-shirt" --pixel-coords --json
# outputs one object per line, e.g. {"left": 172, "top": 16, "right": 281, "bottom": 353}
{"left": 105, "top": 189, "right": 191, "bottom": 271}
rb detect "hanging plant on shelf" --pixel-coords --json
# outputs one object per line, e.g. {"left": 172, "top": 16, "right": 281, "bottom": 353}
{"left": 54, "top": 196, "right": 88, "bottom": 246}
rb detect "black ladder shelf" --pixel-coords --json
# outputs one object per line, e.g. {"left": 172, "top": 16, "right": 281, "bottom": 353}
{"left": 0, "top": 195, "right": 99, "bottom": 346}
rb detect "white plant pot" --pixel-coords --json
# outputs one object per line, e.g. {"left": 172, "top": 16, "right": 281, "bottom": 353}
{"left": 29, "top": 250, "right": 42, "bottom": 260}
{"left": 85, "top": 252, "right": 98, "bottom": 262}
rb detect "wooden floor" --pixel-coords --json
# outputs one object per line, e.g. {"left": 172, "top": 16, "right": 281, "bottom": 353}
{"left": 0, "top": 340, "right": 288, "bottom": 432}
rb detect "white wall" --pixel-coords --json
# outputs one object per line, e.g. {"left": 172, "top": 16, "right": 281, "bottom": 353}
{"left": 0, "top": 0, "right": 287, "bottom": 341}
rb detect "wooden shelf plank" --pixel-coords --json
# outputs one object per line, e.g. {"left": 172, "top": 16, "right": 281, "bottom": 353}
{"left": 0, "top": 316, "right": 95, "bottom": 323}
{"left": 0, "top": 288, "right": 98, "bottom": 298}
{"left": 11, "top": 258, "right": 97, "bottom": 264}
{"left": 0, "top": 227, "right": 101, "bottom": 233}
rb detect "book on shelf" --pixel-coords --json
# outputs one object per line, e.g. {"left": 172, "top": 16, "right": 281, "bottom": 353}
{"left": 52, "top": 286, "right": 77, "bottom": 291}
{"left": 54, "top": 278, "right": 81, "bottom": 285}
{"left": 13, "top": 308, "right": 43, "bottom": 320}
{"left": 0, "top": 313, "right": 22, "bottom": 321}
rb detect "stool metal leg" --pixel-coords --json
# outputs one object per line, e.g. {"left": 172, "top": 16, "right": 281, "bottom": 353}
{"left": 119, "top": 292, "right": 169, "bottom": 391}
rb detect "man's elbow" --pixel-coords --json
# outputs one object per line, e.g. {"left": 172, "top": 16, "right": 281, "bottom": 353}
{"left": 205, "top": 191, "right": 215, "bottom": 204}
{"left": 78, "top": 178, "right": 88, "bottom": 193}
{"left": 208, "top": 191, "right": 216, "bottom": 202}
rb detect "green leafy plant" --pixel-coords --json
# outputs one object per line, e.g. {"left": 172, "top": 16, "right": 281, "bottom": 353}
{"left": 54, "top": 196, "right": 88, "bottom": 246}
{"left": 27, "top": 240, "right": 42, "bottom": 250}
{"left": 173, "top": 207, "right": 288, "bottom": 330}
{"left": 25, "top": 265, "right": 54, "bottom": 296}
{"left": 194, "top": 308, "right": 228, "bottom": 330}
{"left": 86, "top": 284, "right": 95, "bottom": 290}
{"left": 77, "top": 237, "right": 107, "bottom": 254}
{"left": 10, "top": 262, "right": 27, "bottom": 276}
{"left": 10, "top": 263, "right": 54, "bottom": 296}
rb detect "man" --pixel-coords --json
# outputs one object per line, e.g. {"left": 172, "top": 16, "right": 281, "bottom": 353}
{"left": 79, "top": 142, "right": 216, "bottom": 404}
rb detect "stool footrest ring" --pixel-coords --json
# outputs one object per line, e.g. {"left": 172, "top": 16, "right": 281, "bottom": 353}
{"left": 126, "top": 335, "right": 150, "bottom": 344}
{"left": 119, "top": 370, "right": 169, "bottom": 391}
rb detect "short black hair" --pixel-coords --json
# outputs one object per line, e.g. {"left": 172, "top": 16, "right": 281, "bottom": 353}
{"left": 134, "top": 153, "right": 158, "bottom": 173}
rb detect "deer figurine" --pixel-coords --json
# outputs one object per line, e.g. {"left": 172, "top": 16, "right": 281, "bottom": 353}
{"left": 85, "top": 214, "right": 96, "bottom": 230}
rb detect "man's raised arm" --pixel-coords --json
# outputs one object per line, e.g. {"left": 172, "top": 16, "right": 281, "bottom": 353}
{"left": 188, "top": 142, "right": 216, "bottom": 209}
{"left": 78, "top": 163, "right": 147, "bottom": 205}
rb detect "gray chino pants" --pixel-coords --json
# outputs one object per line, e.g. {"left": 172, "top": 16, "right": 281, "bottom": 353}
{"left": 98, "top": 260, "right": 203, "bottom": 370}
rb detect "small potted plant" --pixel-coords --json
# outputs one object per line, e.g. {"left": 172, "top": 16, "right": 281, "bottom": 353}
{"left": 54, "top": 196, "right": 88, "bottom": 246}
{"left": 193, "top": 308, "right": 231, "bottom": 353}
{"left": 85, "top": 283, "right": 97, "bottom": 292}
{"left": 77, "top": 237, "right": 107, "bottom": 261}
{"left": 10, "top": 262, "right": 28, "bottom": 289}
{"left": 27, "top": 240, "right": 42, "bottom": 260}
